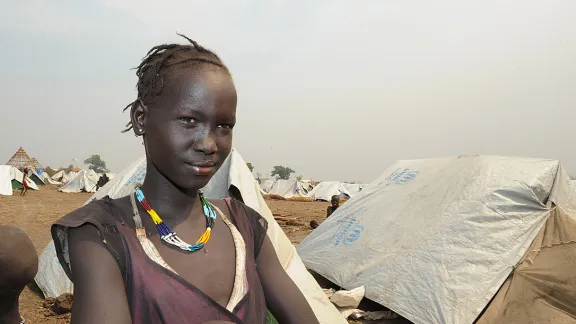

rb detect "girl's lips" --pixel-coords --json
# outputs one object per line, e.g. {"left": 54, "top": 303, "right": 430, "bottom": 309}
{"left": 188, "top": 164, "right": 216, "bottom": 176}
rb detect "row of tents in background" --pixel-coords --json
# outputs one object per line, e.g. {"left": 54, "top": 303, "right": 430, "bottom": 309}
{"left": 259, "top": 178, "right": 364, "bottom": 201}
{"left": 0, "top": 147, "right": 116, "bottom": 195}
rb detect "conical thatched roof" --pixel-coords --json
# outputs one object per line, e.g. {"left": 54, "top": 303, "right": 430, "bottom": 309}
{"left": 6, "top": 147, "right": 34, "bottom": 170}
{"left": 31, "top": 157, "right": 43, "bottom": 170}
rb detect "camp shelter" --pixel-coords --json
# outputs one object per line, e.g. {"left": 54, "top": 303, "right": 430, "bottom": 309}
{"left": 259, "top": 179, "right": 276, "bottom": 193}
{"left": 5, "top": 147, "right": 34, "bottom": 170}
{"left": 298, "top": 155, "right": 576, "bottom": 324}
{"left": 36, "top": 149, "right": 347, "bottom": 324}
{"left": 58, "top": 169, "right": 99, "bottom": 193}
{"left": 266, "top": 179, "right": 310, "bottom": 198}
{"left": 51, "top": 170, "right": 77, "bottom": 184}
{"left": 41, "top": 172, "right": 61, "bottom": 185}
{"left": 0, "top": 166, "right": 12, "bottom": 195}
{"left": 306, "top": 181, "right": 360, "bottom": 201}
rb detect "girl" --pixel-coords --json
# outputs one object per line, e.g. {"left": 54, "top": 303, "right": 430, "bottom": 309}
{"left": 52, "top": 35, "right": 319, "bottom": 324}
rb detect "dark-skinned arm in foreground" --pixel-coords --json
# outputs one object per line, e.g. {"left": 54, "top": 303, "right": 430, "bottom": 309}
{"left": 256, "top": 234, "right": 319, "bottom": 324}
{"left": 68, "top": 224, "right": 132, "bottom": 324}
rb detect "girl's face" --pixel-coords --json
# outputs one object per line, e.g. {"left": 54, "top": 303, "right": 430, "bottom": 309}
{"left": 134, "top": 66, "right": 237, "bottom": 191}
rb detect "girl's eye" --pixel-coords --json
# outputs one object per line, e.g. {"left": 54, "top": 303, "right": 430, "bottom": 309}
{"left": 218, "top": 124, "right": 233, "bottom": 130}
{"left": 178, "top": 117, "right": 197, "bottom": 125}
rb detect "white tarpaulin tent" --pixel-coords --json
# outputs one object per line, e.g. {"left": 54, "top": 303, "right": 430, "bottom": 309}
{"left": 0, "top": 165, "right": 13, "bottom": 195}
{"left": 266, "top": 179, "right": 309, "bottom": 198}
{"left": 306, "top": 181, "right": 359, "bottom": 201}
{"left": 41, "top": 172, "right": 61, "bottom": 185}
{"left": 58, "top": 170, "right": 99, "bottom": 193}
{"left": 35, "top": 149, "right": 346, "bottom": 324}
{"left": 298, "top": 155, "right": 576, "bottom": 324}
{"left": 52, "top": 170, "right": 77, "bottom": 184}
{"left": 259, "top": 179, "right": 276, "bottom": 193}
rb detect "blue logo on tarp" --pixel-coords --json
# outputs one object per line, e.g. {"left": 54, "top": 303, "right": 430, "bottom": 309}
{"left": 331, "top": 206, "right": 367, "bottom": 247}
{"left": 124, "top": 166, "right": 146, "bottom": 187}
{"left": 342, "top": 224, "right": 364, "bottom": 247}
{"left": 378, "top": 168, "right": 419, "bottom": 187}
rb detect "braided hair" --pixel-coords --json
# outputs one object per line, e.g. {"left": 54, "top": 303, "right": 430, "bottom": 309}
{"left": 123, "top": 34, "right": 229, "bottom": 133}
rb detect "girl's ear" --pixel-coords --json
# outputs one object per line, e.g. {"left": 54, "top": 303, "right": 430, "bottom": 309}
{"left": 130, "top": 99, "right": 147, "bottom": 136}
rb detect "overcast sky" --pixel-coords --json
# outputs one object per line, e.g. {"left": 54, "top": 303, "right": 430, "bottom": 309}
{"left": 1, "top": 0, "right": 575, "bottom": 183}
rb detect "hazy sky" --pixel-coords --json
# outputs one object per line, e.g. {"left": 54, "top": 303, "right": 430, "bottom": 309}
{"left": 1, "top": 0, "right": 575, "bottom": 183}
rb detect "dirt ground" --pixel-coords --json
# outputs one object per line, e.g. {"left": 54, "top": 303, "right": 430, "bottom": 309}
{"left": 1, "top": 186, "right": 405, "bottom": 323}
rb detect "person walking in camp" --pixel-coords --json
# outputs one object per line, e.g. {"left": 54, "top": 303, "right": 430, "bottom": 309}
{"left": 51, "top": 35, "right": 318, "bottom": 324}
{"left": 326, "top": 195, "right": 340, "bottom": 218}
{"left": 19, "top": 168, "right": 29, "bottom": 197}
{"left": 0, "top": 226, "right": 38, "bottom": 324}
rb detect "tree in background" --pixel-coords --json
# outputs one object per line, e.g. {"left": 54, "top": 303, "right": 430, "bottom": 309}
{"left": 271, "top": 166, "right": 295, "bottom": 180}
{"left": 246, "top": 162, "right": 254, "bottom": 172}
{"left": 84, "top": 155, "right": 109, "bottom": 174}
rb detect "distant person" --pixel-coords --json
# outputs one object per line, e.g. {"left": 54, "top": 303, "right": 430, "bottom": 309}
{"left": 19, "top": 168, "right": 29, "bottom": 197}
{"left": 0, "top": 226, "right": 38, "bottom": 324}
{"left": 95, "top": 174, "right": 110, "bottom": 191}
{"left": 326, "top": 195, "right": 340, "bottom": 218}
{"left": 309, "top": 220, "right": 319, "bottom": 229}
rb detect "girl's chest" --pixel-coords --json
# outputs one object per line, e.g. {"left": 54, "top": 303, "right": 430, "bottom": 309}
{"left": 148, "top": 221, "right": 239, "bottom": 306}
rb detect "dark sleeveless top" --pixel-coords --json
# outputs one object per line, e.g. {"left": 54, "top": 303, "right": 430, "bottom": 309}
{"left": 52, "top": 196, "right": 269, "bottom": 324}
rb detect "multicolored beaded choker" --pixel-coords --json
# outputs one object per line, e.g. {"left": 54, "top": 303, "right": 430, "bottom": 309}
{"left": 134, "top": 187, "right": 216, "bottom": 252}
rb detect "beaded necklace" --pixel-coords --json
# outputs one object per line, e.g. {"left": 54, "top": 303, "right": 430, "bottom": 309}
{"left": 134, "top": 187, "right": 216, "bottom": 252}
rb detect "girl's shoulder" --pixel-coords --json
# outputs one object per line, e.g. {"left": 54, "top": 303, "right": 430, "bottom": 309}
{"left": 213, "top": 198, "right": 269, "bottom": 257}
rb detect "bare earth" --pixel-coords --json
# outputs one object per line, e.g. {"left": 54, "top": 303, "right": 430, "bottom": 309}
{"left": 0, "top": 186, "right": 399, "bottom": 323}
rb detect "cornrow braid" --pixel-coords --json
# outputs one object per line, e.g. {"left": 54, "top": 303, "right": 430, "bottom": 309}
{"left": 122, "top": 34, "right": 229, "bottom": 133}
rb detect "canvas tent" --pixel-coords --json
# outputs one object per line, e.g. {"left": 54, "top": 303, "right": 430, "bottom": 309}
{"left": 0, "top": 165, "right": 12, "bottom": 195}
{"left": 298, "top": 155, "right": 576, "bottom": 324}
{"left": 6, "top": 147, "right": 34, "bottom": 170}
{"left": 36, "top": 149, "right": 347, "bottom": 324}
{"left": 51, "top": 170, "right": 77, "bottom": 184}
{"left": 306, "top": 181, "right": 360, "bottom": 201}
{"left": 266, "top": 179, "right": 310, "bottom": 198}
{"left": 259, "top": 179, "right": 276, "bottom": 193}
{"left": 58, "top": 170, "right": 100, "bottom": 193}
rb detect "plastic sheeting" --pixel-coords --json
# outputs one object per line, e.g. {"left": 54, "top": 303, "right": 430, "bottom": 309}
{"left": 0, "top": 165, "right": 13, "bottom": 195}
{"left": 35, "top": 149, "right": 346, "bottom": 324}
{"left": 52, "top": 170, "right": 77, "bottom": 184}
{"left": 266, "top": 179, "right": 309, "bottom": 198}
{"left": 298, "top": 155, "right": 571, "bottom": 324}
{"left": 59, "top": 170, "right": 99, "bottom": 193}
{"left": 41, "top": 172, "right": 61, "bottom": 185}
{"left": 259, "top": 179, "right": 276, "bottom": 193}
{"left": 306, "top": 181, "right": 355, "bottom": 201}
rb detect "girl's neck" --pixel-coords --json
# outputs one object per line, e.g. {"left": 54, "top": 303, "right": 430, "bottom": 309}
{"left": 139, "top": 161, "right": 201, "bottom": 222}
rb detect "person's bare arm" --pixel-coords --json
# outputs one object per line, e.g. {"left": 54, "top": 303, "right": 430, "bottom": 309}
{"left": 68, "top": 224, "right": 131, "bottom": 324}
{"left": 256, "top": 235, "right": 319, "bottom": 324}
